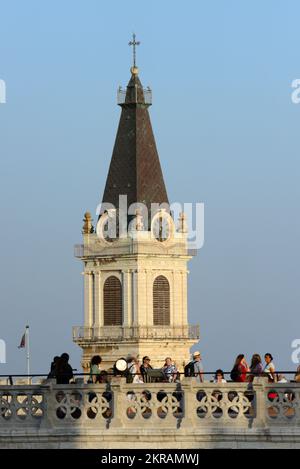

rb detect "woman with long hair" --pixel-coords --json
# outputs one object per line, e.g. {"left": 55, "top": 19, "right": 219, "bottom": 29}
{"left": 230, "top": 354, "right": 249, "bottom": 382}
{"left": 248, "top": 354, "right": 264, "bottom": 382}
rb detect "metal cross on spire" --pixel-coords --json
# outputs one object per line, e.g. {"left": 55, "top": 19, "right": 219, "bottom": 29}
{"left": 128, "top": 33, "right": 140, "bottom": 68}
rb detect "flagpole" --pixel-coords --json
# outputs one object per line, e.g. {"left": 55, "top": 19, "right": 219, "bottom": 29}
{"left": 25, "top": 325, "right": 30, "bottom": 384}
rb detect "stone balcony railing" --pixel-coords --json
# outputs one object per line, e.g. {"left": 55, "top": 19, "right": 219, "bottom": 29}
{"left": 72, "top": 325, "right": 200, "bottom": 342}
{"left": 0, "top": 378, "right": 300, "bottom": 448}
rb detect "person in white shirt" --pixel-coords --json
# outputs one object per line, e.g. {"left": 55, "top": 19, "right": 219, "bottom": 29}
{"left": 264, "top": 353, "right": 276, "bottom": 382}
{"left": 213, "top": 369, "right": 227, "bottom": 383}
{"left": 127, "top": 355, "right": 143, "bottom": 384}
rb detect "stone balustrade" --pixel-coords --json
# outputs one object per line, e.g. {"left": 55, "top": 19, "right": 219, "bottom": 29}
{"left": 73, "top": 325, "right": 200, "bottom": 342}
{"left": 0, "top": 378, "right": 300, "bottom": 448}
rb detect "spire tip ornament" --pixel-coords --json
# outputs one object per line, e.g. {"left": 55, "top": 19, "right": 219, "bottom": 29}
{"left": 130, "top": 66, "right": 139, "bottom": 75}
{"left": 129, "top": 33, "right": 140, "bottom": 73}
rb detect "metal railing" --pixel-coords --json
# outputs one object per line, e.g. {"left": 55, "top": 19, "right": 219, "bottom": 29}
{"left": 0, "top": 370, "right": 299, "bottom": 387}
{"left": 117, "top": 86, "right": 152, "bottom": 105}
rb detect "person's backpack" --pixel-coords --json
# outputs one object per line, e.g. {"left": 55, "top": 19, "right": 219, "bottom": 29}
{"left": 125, "top": 364, "right": 135, "bottom": 383}
{"left": 184, "top": 361, "right": 195, "bottom": 377}
{"left": 230, "top": 365, "right": 240, "bottom": 381}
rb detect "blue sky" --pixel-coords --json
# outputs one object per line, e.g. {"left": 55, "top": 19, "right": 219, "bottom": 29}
{"left": 0, "top": 0, "right": 299, "bottom": 376}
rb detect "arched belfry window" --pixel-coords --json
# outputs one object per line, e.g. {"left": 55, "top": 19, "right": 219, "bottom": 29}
{"left": 153, "top": 275, "right": 170, "bottom": 326}
{"left": 103, "top": 276, "right": 122, "bottom": 326}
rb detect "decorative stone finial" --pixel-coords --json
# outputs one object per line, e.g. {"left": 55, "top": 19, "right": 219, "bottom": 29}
{"left": 82, "top": 212, "right": 94, "bottom": 234}
{"left": 135, "top": 208, "right": 144, "bottom": 231}
{"left": 178, "top": 212, "right": 188, "bottom": 233}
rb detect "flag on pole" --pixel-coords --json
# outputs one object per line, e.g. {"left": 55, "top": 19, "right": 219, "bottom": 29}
{"left": 18, "top": 331, "right": 26, "bottom": 349}
{"left": 17, "top": 326, "right": 30, "bottom": 382}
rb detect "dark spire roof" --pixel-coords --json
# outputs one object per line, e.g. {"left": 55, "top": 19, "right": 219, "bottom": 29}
{"left": 101, "top": 68, "right": 169, "bottom": 220}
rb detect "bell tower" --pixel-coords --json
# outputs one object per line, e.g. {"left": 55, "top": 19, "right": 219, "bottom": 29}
{"left": 73, "top": 37, "right": 200, "bottom": 372}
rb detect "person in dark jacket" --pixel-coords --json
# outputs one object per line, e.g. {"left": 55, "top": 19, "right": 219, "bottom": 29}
{"left": 140, "top": 356, "right": 153, "bottom": 381}
{"left": 47, "top": 356, "right": 60, "bottom": 379}
{"left": 55, "top": 353, "right": 74, "bottom": 384}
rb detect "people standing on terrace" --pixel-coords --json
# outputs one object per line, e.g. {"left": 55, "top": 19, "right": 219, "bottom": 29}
{"left": 264, "top": 353, "right": 276, "bottom": 382}
{"left": 230, "top": 354, "right": 250, "bottom": 382}
{"left": 127, "top": 355, "right": 143, "bottom": 384}
{"left": 88, "top": 355, "right": 102, "bottom": 383}
{"left": 55, "top": 353, "right": 74, "bottom": 384}
{"left": 192, "top": 351, "right": 204, "bottom": 383}
{"left": 140, "top": 356, "right": 152, "bottom": 381}
{"left": 47, "top": 356, "right": 60, "bottom": 379}
{"left": 248, "top": 354, "right": 264, "bottom": 382}
{"left": 162, "top": 357, "right": 178, "bottom": 382}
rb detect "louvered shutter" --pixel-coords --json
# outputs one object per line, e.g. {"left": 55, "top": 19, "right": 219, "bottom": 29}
{"left": 153, "top": 275, "right": 170, "bottom": 326}
{"left": 103, "top": 276, "right": 122, "bottom": 326}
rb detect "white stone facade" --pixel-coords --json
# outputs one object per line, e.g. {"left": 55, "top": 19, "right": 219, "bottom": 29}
{"left": 73, "top": 218, "right": 199, "bottom": 372}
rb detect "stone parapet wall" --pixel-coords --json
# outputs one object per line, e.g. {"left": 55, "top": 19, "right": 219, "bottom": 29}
{"left": 0, "top": 378, "right": 299, "bottom": 448}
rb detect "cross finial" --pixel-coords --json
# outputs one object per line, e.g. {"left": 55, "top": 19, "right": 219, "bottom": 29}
{"left": 128, "top": 33, "right": 140, "bottom": 69}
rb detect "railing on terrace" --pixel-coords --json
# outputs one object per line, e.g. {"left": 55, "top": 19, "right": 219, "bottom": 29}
{"left": 117, "top": 86, "right": 152, "bottom": 105}
{"left": 72, "top": 325, "right": 200, "bottom": 341}
{"left": 0, "top": 378, "right": 299, "bottom": 432}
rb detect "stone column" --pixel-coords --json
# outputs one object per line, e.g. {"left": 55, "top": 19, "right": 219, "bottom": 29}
{"left": 84, "top": 271, "right": 93, "bottom": 331}
{"left": 146, "top": 269, "right": 153, "bottom": 325}
{"left": 136, "top": 269, "right": 147, "bottom": 325}
{"left": 94, "top": 271, "right": 102, "bottom": 335}
{"left": 109, "top": 378, "right": 126, "bottom": 429}
{"left": 252, "top": 377, "right": 267, "bottom": 428}
{"left": 172, "top": 271, "right": 182, "bottom": 326}
{"left": 181, "top": 270, "right": 188, "bottom": 325}
{"left": 122, "top": 270, "right": 132, "bottom": 326}
{"left": 181, "top": 378, "right": 197, "bottom": 428}
{"left": 132, "top": 270, "right": 138, "bottom": 326}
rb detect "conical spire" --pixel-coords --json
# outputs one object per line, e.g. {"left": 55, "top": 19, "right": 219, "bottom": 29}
{"left": 101, "top": 47, "right": 169, "bottom": 225}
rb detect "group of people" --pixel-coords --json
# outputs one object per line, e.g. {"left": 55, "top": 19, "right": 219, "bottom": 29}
{"left": 48, "top": 351, "right": 300, "bottom": 385}
{"left": 47, "top": 353, "right": 74, "bottom": 384}
{"left": 202, "top": 353, "right": 300, "bottom": 384}
{"left": 88, "top": 351, "right": 204, "bottom": 384}
{"left": 228, "top": 353, "right": 300, "bottom": 383}
{"left": 124, "top": 355, "right": 182, "bottom": 383}
{"left": 111, "top": 351, "right": 298, "bottom": 384}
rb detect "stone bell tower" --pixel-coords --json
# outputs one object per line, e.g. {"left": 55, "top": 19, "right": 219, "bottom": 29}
{"left": 73, "top": 37, "right": 199, "bottom": 372}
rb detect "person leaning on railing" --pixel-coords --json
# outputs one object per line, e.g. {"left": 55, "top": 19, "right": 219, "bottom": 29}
{"left": 162, "top": 357, "right": 177, "bottom": 383}
{"left": 87, "top": 355, "right": 102, "bottom": 384}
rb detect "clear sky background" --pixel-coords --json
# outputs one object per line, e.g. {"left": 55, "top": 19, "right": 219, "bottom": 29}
{"left": 0, "top": 0, "right": 299, "bottom": 376}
